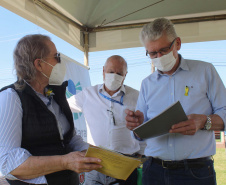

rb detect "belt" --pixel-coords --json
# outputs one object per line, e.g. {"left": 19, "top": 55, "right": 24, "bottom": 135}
{"left": 150, "top": 156, "right": 212, "bottom": 169}
{"left": 123, "top": 152, "right": 140, "bottom": 158}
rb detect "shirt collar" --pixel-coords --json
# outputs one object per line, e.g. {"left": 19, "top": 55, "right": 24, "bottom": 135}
{"left": 154, "top": 54, "right": 189, "bottom": 80}
{"left": 24, "top": 80, "right": 49, "bottom": 98}
{"left": 99, "top": 84, "right": 126, "bottom": 97}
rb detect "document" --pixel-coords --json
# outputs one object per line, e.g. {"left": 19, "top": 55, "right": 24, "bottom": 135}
{"left": 85, "top": 145, "right": 141, "bottom": 180}
{"left": 133, "top": 101, "right": 187, "bottom": 139}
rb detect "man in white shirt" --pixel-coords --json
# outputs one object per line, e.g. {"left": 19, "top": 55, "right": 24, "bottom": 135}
{"left": 68, "top": 55, "right": 144, "bottom": 185}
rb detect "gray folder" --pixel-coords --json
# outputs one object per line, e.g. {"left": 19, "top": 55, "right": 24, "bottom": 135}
{"left": 133, "top": 101, "right": 187, "bottom": 139}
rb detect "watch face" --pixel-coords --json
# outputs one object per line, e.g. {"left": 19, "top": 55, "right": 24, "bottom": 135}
{"left": 206, "top": 124, "right": 211, "bottom": 130}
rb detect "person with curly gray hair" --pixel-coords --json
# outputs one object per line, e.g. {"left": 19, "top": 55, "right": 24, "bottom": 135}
{"left": 0, "top": 34, "right": 102, "bottom": 185}
{"left": 126, "top": 18, "right": 226, "bottom": 185}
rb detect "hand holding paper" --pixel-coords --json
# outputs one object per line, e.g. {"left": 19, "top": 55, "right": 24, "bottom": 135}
{"left": 170, "top": 113, "right": 207, "bottom": 135}
{"left": 133, "top": 101, "right": 187, "bottom": 139}
{"left": 85, "top": 145, "right": 141, "bottom": 180}
{"left": 125, "top": 109, "right": 144, "bottom": 131}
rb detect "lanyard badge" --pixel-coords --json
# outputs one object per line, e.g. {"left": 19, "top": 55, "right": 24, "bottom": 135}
{"left": 99, "top": 92, "right": 124, "bottom": 105}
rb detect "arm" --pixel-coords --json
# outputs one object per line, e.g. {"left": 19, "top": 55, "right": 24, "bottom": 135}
{"left": 125, "top": 109, "right": 144, "bottom": 131}
{"left": 209, "top": 114, "right": 224, "bottom": 130}
{"left": 170, "top": 63, "right": 226, "bottom": 135}
{"left": 68, "top": 130, "right": 89, "bottom": 152}
{"left": 0, "top": 88, "right": 46, "bottom": 183}
{"left": 67, "top": 91, "right": 85, "bottom": 113}
{"left": 170, "top": 114, "right": 224, "bottom": 135}
{"left": 0, "top": 89, "right": 101, "bottom": 182}
{"left": 10, "top": 152, "right": 102, "bottom": 180}
{"left": 126, "top": 82, "right": 146, "bottom": 136}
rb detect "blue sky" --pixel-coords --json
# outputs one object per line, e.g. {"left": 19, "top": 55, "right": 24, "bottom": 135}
{"left": 0, "top": 6, "right": 226, "bottom": 90}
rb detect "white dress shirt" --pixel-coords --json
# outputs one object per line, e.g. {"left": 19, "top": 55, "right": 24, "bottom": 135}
{"left": 68, "top": 84, "right": 144, "bottom": 155}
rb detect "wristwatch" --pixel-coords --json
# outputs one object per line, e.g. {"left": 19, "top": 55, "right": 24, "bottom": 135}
{"left": 203, "top": 115, "right": 212, "bottom": 130}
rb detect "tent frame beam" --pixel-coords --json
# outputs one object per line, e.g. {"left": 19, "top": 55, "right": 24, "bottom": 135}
{"left": 33, "top": 0, "right": 226, "bottom": 33}
{"left": 33, "top": 0, "right": 86, "bottom": 31}
{"left": 89, "top": 14, "right": 226, "bottom": 32}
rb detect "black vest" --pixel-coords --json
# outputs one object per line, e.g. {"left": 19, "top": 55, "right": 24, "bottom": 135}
{"left": 1, "top": 81, "right": 79, "bottom": 185}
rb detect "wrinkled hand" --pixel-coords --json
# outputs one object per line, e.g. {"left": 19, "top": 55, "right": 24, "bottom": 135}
{"left": 62, "top": 151, "right": 102, "bottom": 173}
{"left": 169, "top": 114, "right": 207, "bottom": 135}
{"left": 125, "top": 109, "right": 144, "bottom": 131}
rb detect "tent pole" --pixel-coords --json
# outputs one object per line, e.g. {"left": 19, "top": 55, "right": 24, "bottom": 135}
{"left": 84, "top": 32, "right": 89, "bottom": 67}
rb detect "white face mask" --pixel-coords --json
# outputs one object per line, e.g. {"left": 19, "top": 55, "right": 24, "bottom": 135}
{"left": 151, "top": 51, "right": 177, "bottom": 72}
{"left": 104, "top": 73, "right": 124, "bottom": 91}
{"left": 41, "top": 60, "right": 66, "bottom": 86}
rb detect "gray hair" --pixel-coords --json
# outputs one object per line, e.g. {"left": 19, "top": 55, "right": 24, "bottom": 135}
{"left": 140, "top": 18, "right": 178, "bottom": 45}
{"left": 104, "top": 55, "right": 128, "bottom": 74}
{"left": 14, "top": 34, "right": 51, "bottom": 89}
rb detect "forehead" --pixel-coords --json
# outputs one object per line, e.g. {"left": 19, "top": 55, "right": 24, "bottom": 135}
{"left": 105, "top": 58, "right": 125, "bottom": 71}
{"left": 145, "top": 34, "right": 171, "bottom": 51}
{"left": 45, "top": 40, "right": 57, "bottom": 55}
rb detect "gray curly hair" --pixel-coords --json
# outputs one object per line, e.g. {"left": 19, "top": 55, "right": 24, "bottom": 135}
{"left": 140, "top": 18, "right": 178, "bottom": 45}
{"left": 14, "top": 34, "right": 51, "bottom": 89}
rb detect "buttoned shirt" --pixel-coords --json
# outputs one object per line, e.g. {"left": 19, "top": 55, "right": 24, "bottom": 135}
{"left": 0, "top": 87, "right": 89, "bottom": 184}
{"left": 137, "top": 56, "right": 226, "bottom": 160}
{"left": 68, "top": 84, "right": 144, "bottom": 155}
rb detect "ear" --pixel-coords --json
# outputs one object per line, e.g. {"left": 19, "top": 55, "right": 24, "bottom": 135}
{"left": 34, "top": 59, "right": 43, "bottom": 72}
{"left": 175, "top": 37, "right": 181, "bottom": 51}
{"left": 103, "top": 66, "right": 105, "bottom": 81}
{"left": 121, "top": 72, "right": 127, "bottom": 85}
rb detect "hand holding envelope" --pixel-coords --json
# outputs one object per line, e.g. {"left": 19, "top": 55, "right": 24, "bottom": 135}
{"left": 85, "top": 145, "right": 141, "bottom": 180}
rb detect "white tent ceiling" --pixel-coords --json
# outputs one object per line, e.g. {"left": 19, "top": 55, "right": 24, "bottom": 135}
{"left": 1, "top": 0, "right": 226, "bottom": 64}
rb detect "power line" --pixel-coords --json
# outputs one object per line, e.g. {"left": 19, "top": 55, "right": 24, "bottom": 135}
{"left": 0, "top": 30, "right": 41, "bottom": 39}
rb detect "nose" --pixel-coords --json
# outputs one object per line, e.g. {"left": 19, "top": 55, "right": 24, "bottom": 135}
{"left": 156, "top": 52, "right": 163, "bottom": 58}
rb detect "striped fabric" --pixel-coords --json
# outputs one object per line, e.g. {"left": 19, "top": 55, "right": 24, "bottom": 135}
{"left": 0, "top": 177, "right": 9, "bottom": 185}
{"left": 0, "top": 87, "right": 88, "bottom": 184}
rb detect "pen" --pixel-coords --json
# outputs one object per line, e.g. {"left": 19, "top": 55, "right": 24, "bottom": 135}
{"left": 184, "top": 86, "right": 189, "bottom": 96}
{"left": 107, "top": 109, "right": 116, "bottom": 125}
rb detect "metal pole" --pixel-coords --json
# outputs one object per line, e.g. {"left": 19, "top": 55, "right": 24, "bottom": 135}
{"left": 84, "top": 32, "right": 89, "bottom": 67}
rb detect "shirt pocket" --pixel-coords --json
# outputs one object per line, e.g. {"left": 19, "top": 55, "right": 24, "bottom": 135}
{"left": 178, "top": 82, "right": 207, "bottom": 111}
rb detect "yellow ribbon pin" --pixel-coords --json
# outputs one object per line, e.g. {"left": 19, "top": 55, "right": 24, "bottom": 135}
{"left": 46, "top": 88, "right": 53, "bottom": 97}
{"left": 184, "top": 86, "right": 189, "bottom": 96}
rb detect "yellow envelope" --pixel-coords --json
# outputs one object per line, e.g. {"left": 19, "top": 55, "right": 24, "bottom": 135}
{"left": 85, "top": 145, "right": 141, "bottom": 180}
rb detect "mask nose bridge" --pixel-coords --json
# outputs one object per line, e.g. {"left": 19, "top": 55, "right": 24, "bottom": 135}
{"left": 156, "top": 52, "right": 163, "bottom": 58}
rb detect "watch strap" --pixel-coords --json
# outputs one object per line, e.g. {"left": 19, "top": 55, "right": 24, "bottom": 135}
{"left": 203, "top": 115, "right": 212, "bottom": 130}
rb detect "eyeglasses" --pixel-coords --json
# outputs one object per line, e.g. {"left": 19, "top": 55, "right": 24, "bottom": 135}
{"left": 107, "top": 109, "right": 116, "bottom": 125}
{"left": 146, "top": 38, "right": 177, "bottom": 59}
{"left": 43, "top": 52, "right": 61, "bottom": 63}
{"left": 54, "top": 52, "right": 61, "bottom": 63}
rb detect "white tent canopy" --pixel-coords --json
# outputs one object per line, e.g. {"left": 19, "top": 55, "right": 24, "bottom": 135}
{"left": 1, "top": 0, "right": 226, "bottom": 65}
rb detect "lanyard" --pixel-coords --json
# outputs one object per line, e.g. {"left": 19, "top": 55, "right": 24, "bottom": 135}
{"left": 99, "top": 92, "right": 124, "bottom": 105}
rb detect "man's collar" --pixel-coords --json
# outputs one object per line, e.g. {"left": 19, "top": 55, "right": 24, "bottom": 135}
{"left": 99, "top": 84, "right": 126, "bottom": 96}
{"left": 179, "top": 56, "right": 189, "bottom": 71}
{"left": 154, "top": 54, "right": 189, "bottom": 80}
{"left": 24, "top": 80, "right": 48, "bottom": 97}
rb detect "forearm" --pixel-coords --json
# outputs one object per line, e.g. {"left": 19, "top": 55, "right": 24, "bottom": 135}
{"left": 209, "top": 114, "right": 224, "bottom": 131}
{"left": 67, "top": 95, "right": 83, "bottom": 113}
{"left": 10, "top": 155, "right": 64, "bottom": 180}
